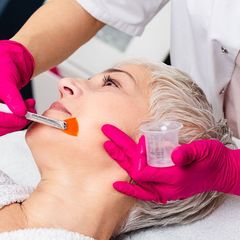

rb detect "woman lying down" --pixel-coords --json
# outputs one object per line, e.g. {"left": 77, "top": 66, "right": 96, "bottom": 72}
{"left": 0, "top": 59, "right": 235, "bottom": 240}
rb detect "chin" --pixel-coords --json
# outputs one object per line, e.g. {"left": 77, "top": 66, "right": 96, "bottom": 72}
{"left": 26, "top": 124, "right": 66, "bottom": 153}
{"left": 26, "top": 109, "right": 70, "bottom": 143}
{"left": 26, "top": 123, "right": 54, "bottom": 147}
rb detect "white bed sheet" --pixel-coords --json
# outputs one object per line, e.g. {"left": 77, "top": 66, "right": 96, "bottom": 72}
{"left": 1, "top": 130, "right": 240, "bottom": 240}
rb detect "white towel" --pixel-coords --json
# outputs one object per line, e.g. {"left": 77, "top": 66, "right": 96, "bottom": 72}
{"left": 0, "top": 170, "right": 34, "bottom": 208}
{"left": 0, "top": 228, "right": 94, "bottom": 240}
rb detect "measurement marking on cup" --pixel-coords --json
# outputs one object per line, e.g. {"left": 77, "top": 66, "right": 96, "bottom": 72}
{"left": 141, "top": 121, "right": 182, "bottom": 167}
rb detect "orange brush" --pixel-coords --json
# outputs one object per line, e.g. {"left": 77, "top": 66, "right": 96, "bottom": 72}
{"left": 0, "top": 103, "right": 79, "bottom": 136}
{"left": 63, "top": 118, "right": 79, "bottom": 136}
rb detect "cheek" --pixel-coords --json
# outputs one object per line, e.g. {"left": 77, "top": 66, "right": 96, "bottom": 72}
{"left": 25, "top": 108, "right": 79, "bottom": 151}
{"left": 77, "top": 95, "right": 148, "bottom": 140}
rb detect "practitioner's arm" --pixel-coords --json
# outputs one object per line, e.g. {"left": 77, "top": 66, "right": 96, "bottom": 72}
{"left": 11, "top": 0, "right": 104, "bottom": 76}
{"left": 0, "top": 0, "right": 104, "bottom": 136}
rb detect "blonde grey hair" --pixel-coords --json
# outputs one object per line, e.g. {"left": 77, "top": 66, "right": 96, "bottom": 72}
{"left": 112, "top": 59, "right": 235, "bottom": 238}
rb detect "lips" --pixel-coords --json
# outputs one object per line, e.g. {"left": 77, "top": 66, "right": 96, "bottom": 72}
{"left": 49, "top": 102, "right": 71, "bottom": 115}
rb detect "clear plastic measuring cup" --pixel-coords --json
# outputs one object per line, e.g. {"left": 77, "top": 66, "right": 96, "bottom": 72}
{"left": 140, "top": 121, "right": 182, "bottom": 167}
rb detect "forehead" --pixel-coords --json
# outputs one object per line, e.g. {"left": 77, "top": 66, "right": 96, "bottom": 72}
{"left": 117, "top": 63, "right": 152, "bottom": 91}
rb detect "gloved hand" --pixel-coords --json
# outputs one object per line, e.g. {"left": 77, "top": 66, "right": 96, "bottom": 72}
{"left": 102, "top": 124, "right": 240, "bottom": 203}
{"left": 0, "top": 98, "right": 36, "bottom": 136}
{"left": 0, "top": 40, "right": 35, "bottom": 136}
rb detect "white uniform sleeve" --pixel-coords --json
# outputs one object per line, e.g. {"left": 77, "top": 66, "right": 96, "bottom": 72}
{"left": 76, "top": 0, "right": 169, "bottom": 36}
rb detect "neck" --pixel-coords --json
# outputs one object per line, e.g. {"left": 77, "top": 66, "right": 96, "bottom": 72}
{"left": 17, "top": 170, "right": 135, "bottom": 240}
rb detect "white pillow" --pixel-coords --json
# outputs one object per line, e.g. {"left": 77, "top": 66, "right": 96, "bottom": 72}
{"left": 125, "top": 195, "right": 240, "bottom": 240}
{"left": 0, "top": 130, "right": 40, "bottom": 187}
{"left": 1, "top": 131, "right": 240, "bottom": 240}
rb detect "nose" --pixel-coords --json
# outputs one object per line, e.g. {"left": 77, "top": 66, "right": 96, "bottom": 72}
{"left": 58, "top": 78, "right": 83, "bottom": 98}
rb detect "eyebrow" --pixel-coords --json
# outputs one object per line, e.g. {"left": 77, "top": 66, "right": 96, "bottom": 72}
{"left": 102, "top": 68, "right": 136, "bottom": 85}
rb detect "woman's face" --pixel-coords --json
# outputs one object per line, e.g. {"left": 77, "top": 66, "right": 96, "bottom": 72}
{"left": 26, "top": 64, "right": 151, "bottom": 177}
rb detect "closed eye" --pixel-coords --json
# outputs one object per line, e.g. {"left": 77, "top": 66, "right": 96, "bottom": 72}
{"left": 103, "top": 75, "right": 120, "bottom": 88}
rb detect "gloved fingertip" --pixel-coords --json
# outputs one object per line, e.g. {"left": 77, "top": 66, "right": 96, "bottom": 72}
{"left": 113, "top": 182, "right": 125, "bottom": 192}
{"left": 25, "top": 98, "right": 36, "bottom": 108}
{"left": 171, "top": 147, "right": 184, "bottom": 165}
{"left": 101, "top": 123, "right": 113, "bottom": 134}
{"left": 103, "top": 140, "right": 114, "bottom": 151}
{"left": 101, "top": 124, "right": 108, "bottom": 133}
{"left": 103, "top": 141, "right": 121, "bottom": 160}
{"left": 113, "top": 181, "right": 132, "bottom": 191}
{"left": 171, "top": 145, "right": 191, "bottom": 166}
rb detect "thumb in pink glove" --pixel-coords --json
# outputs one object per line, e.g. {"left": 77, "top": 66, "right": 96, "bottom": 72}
{"left": 102, "top": 124, "right": 240, "bottom": 203}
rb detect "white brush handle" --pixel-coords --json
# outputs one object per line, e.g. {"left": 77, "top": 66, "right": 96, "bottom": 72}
{"left": 0, "top": 103, "right": 66, "bottom": 130}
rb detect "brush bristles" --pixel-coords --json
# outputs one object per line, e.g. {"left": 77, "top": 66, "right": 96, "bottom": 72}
{"left": 63, "top": 118, "right": 79, "bottom": 136}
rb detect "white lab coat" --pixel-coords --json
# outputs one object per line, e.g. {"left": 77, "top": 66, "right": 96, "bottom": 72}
{"left": 77, "top": 0, "right": 240, "bottom": 129}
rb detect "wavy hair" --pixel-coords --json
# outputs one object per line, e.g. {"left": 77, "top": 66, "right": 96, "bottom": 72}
{"left": 112, "top": 59, "right": 235, "bottom": 238}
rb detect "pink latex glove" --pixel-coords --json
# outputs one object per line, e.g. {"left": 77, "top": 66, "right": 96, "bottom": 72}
{"left": 0, "top": 40, "right": 35, "bottom": 136}
{"left": 0, "top": 99, "right": 36, "bottom": 136}
{"left": 102, "top": 124, "right": 240, "bottom": 203}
